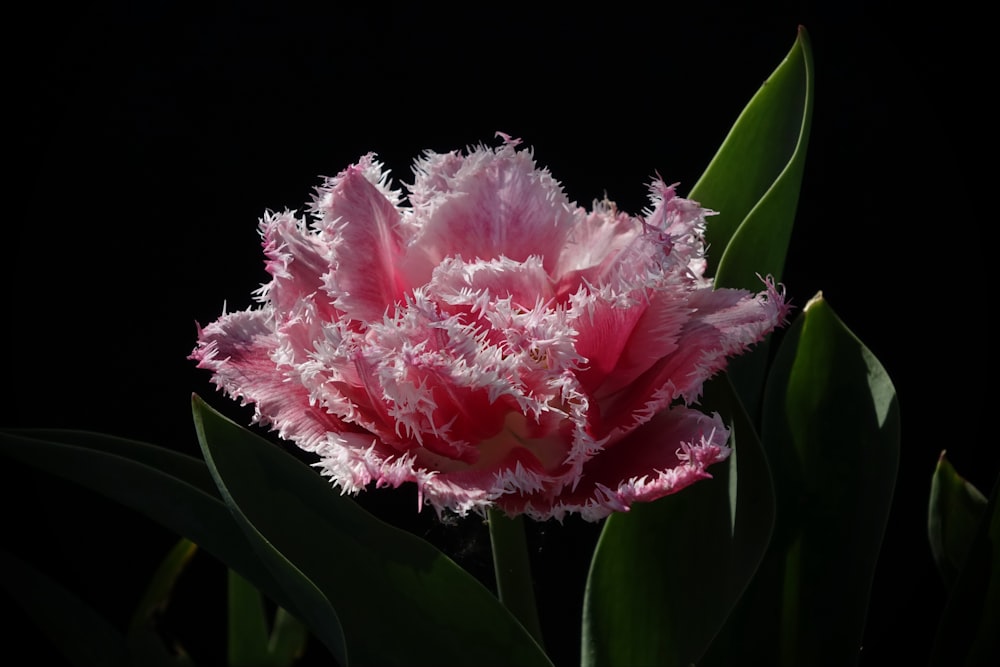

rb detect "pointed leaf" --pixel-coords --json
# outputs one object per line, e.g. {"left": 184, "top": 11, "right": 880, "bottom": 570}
{"left": 581, "top": 375, "right": 775, "bottom": 667}
{"left": 689, "top": 25, "right": 814, "bottom": 290}
{"left": 928, "top": 451, "right": 988, "bottom": 588}
{"left": 192, "top": 393, "right": 552, "bottom": 667}
{"left": 0, "top": 547, "right": 127, "bottom": 667}
{"left": 688, "top": 26, "right": 814, "bottom": 420}
{"left": 0, "top": 429, "right": 308, "bottom": 626}
{"left": 710, "top": 293, "right": 900, "bottom": 666}
{"left": 931, "top": 471, "right": 1000, "bottom": 666}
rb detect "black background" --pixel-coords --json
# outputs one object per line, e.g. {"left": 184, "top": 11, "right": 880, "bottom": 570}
{"left": 3, "top": 2, "right": 990, "bottom": 666}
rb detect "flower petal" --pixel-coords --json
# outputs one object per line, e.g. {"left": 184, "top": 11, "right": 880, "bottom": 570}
{"left": 190, "top": 308, "right": 350, "bottom": 450}
{"left": 599, "top": 277, "right": 787, "bottom": 439}
{"left": 193, "top": 137, "right": 789, "bottom": 522}
{"left": 498, "top": 406, "right": 730, "bottom": 521}
{"left": 405, "top": 139, "right": 578, "bottom": 278}
{"left": 258, "top": 211, "right": 335, "bottom": 320}
{"left": 311, "top": 154, "right": 410, "bottom": 323}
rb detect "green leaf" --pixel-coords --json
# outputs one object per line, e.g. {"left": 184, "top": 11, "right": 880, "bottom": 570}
{"left": 931, "top": 471, "right": 1000, "bottom": 666}
{"left": 223, "top": 569, "right": 308, "bottom": 667}
{"left": 192, "top": 393, "right": 552, "bottom": 667}
{"left": 688, "top": 26, "right": 814, "bottom": 421}
{"left": 689, "top": 25, "right": 814, "bottom": 290}
{"left": 580, "top": 375, "right": 775, "bottom": 667}
{"left": 709, "top": 293, "right": 900, "bottom": 666}
{"left": 928, "top": 451, "right": 989, "bottom": 588}
{"left": 127, "top": 538, "right": 199, "bottom": 666}
{"left": 228, "top": 569, "right": 274, "bottom": 667}
{"left": 0, "top": 547, "right": 128, "bottom": 667}
{"left": 0, "top": 428, "right": 309, "bottom": 627}
{"left": 130, "top": 538, "right": 199, "bottom": 635}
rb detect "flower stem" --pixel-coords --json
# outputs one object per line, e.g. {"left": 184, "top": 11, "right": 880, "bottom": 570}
{"left": 487, "top": 507, "right": 545, "bottom": 649}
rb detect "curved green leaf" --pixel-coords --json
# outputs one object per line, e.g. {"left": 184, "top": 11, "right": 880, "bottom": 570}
{"left": 0, "top": 429, "right": 308, "bottom": 626}
{"left": 931, "top": 471, "right": 1000, "bottom": 666}
{"left": 688, "top": 26, "right": 813, "bottom": 421}
{"left": 928, "top": 451, "right": 989, "bottom": 588}
{"left": 689, "top": 25, "right": 814, "bottom": 290}
{"left": 192, "top": 393, "right": 552, "bottom": 667}
{"left": 712, "top": 293, "right": 899, "bottom": 666}
{"left": 581, "top": 375, "right": 775, "bottom": 667}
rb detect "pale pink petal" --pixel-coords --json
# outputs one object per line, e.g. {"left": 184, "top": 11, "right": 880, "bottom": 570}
{"left": 190, "top": 308, "right": 351, "bottom": 450}
{"left": 258, "top": 211, "right": 336, "bottom": 321}
{"left": 405, "top": 140, "right": 579, "bottom": 278}
{"left": 553, "top": 203, "right": 640, "bottom": 292}
{"left": 427, "top": 255, "right": 554, "bottom": 313}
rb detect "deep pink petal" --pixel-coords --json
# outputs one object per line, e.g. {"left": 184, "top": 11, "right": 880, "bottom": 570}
{"left": 311, "top": 155, "right": 409, "bottom": 323}
{"left": 598, "top": 278, "right": 787, "bottom": 439}
{"left": 498, "top": 406, "right": 729, "bottom": 521}
{"left": 571, "top": 295, "right": 649, "bottom": 394}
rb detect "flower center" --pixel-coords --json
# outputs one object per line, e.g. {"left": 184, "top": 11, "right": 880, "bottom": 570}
{"left": 470, "top": 411, "right": 566, "bottom": 472}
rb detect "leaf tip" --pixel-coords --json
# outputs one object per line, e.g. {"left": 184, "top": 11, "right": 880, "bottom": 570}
{"left": 803, "top": 290, "right": 824, "bottom": 312}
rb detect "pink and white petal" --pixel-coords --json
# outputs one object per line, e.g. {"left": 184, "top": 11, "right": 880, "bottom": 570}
{"left": 500, "top": 406, "right": 730, "bottom": 521}
{"left": 570, "top": 294, "right": 650, "bottom": 394}
{"left": 598, "top": 279, "right": 787, "bottom": 438}
{"left": 273, "top": 304, "right": 404, "bottom": 451}
{"left": 259, "top": 211, "right": 336, "bottom": 320}
{"left": 553, "top": 204, "right": 639, "bottom": 285}
{"left": 570, "top": 281, "right": 692, "bottom": 402}
{"left": 422, "top": 445, "right": 557, "bottom": 517}
{"left": 312, "top": 433, "right": 435, "bottom": 497}
{"left": 656, "top": 279, "right": 789, "bottom": 404}
{"left": 635, "top": 180, "right": 717, "bottom": 286}
{"left": 427, "top": 255, "right": 555, "bottom": 313}
{"left": 589, "top": 287, "right": 692, "bottom": 398}
{"left": 312, "top": 157, "right": 409, "bottom": 323}
{"left": 407, "top": 141, "right": 577, "bottom": 275}
{"left": 191, "top": 308, "right": 352, "bottom": 451}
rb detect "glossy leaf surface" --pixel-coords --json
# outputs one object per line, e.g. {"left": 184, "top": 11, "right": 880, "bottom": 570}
{"left": 581, "top": 376, "right": 775, "bottom": 667}
{"left": 0, "top": 429, "right": 308, "bottom": 626}
{"left": 689, "top": 25, "right": 814, "bottom": 290}
{"left": 704, "top": 294, "right": 899, "bottom": 666}
{"left": 193, "top": 394, "right": 552, "bottom": 667}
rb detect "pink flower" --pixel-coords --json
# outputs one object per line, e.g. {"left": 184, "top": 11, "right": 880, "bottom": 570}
{"left": 191, "top": 135, "right": 788, "bottom": 521}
